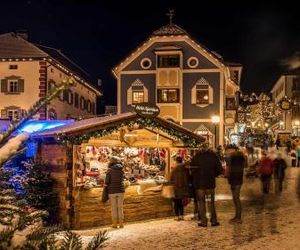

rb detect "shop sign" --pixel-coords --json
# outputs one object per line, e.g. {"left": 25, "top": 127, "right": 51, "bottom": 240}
{"left": 225, "top": 111, "right": 236, "bottom": 125}
{"left": 135, "top": 103, "right": 160, "bottom": 118}
{"left": 279, "top": 99, "right": 292, "bottom": 111}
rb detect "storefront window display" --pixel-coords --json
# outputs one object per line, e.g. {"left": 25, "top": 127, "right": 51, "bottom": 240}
{"left": 74, "top": 145, "right": 168, "bottom": 188}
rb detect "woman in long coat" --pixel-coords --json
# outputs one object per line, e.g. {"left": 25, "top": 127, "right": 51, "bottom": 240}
{"left": 170, "top": 156, "right": 190, "bottom": 220}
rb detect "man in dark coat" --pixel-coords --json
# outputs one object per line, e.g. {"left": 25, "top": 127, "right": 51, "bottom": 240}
{"left": 190, "top": 148, "right": 223, "bottom": 227}
{"left": 225, "top": 145, "right": 246, "bottom": 224}
{"left": 273, "top": 153, "right": 287, "bottom": 193}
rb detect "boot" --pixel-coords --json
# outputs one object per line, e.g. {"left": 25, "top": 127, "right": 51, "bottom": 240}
{"left": 112, "top": 221, "right": 118, "bottom": 228}
{"left": 119, "top": 220, "right": 124, "bottom": 228}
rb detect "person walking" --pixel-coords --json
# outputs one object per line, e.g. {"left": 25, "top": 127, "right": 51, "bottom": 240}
{"left": 225, "top": 145, "right": 246, "bottom": 224}
{"left": 105, "top": 156, "right": 125, "bottom": 228}
{"left": 190, "top": 148, "right": 223, "bottom": 227}
{"left": 275, "top": 138, "right": 281, "bottom": 150}
{"left": 258, "top": 151, "right": 274, "bottom": 194}
{"left": 170, "top": 156, "right": 190, "bottom": 221}
{"left": 273, "top": 153, "right": 287, "bottom": 193}
{"left": 297, "top": 146, "right": 300, "bottom": 167}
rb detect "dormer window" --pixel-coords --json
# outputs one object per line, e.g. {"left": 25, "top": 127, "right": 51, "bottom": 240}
{"left": 157, "top": 55, "right": 180, "bottom": 68}
{"left": 191, "top": 77, "right": 213, "bottom": 107}
{"left": 127, "top": 79, "right": 148, "bottom": 105}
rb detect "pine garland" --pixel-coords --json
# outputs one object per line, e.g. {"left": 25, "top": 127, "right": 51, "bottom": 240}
{"left": 57, "top": 117, "right": 203, "bottom": 147}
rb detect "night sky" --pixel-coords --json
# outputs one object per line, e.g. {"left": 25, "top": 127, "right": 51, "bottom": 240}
{"left": 1, "top": 1, "right": 300, "bottom": 108}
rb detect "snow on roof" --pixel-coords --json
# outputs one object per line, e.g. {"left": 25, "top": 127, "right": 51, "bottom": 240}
{"left": 32, "top": 112, "right": 204, "bottom": 143}
{"left": 32, "top": 113, "right": 136, "bottom": 137}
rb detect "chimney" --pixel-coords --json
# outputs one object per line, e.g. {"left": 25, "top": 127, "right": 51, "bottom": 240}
{"left": 16, "top": 30, "right": 28, "bottom": 40}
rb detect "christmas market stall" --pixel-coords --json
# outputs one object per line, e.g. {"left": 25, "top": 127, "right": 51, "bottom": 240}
{"left": 32, "top": 110, "right": 204, "bottom": 229}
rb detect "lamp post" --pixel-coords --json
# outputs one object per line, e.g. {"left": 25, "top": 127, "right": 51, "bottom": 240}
{"left": 211, "top": 115, "right": 220, "bottom": 148}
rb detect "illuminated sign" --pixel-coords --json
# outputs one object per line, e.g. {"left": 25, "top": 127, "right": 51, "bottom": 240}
{"left": 279, "top": 99, "right": 292, "bottom": 111}
{"left": 135, "top": 103, "right": 160, "bottom": 118}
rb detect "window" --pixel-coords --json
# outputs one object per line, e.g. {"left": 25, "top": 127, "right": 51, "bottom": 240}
{"left": 80, "top": 96, "right": 86, "bottom": 110}
{"left": 292, "top": 78, "right": 300, "bottom": 91}
{"left": 140, "top": 58, "right": 152, "bottom": 69}
{"left": 127, "top": 79, "right": 148, "bottom": 105}
{"left": 157, "top": 55, "right": 180, "bottom": 68}
{"left": 86, "top": 100, "right": 92, "bottom": 113}
{"left": 67, "top": 91, "right": 73, "bottom": 105}
{"left": 8, "top": 80, "right": 19, "bottom": 93}
{"left": 132, "top": 91, "right": 144, "bottom": 104}
{"left": 187, "top": 57, "right": 199, "bottom": 68}
{"left": 191, "top": 77, "right": 213, "bottom": 106}
{"left": 196, "top": 89, "right": 209, "bottom": 105}
{"left": 74, "top": 93, "right": 79, "bottom": 108}
{"left": 8, "top": 109, "right": 20, "bottom": 120}
{"left": 157, "top": 89, "right": 180, "bottom": 103}
{"left": 9, "top": 65, "right": 18, "bottom": 70}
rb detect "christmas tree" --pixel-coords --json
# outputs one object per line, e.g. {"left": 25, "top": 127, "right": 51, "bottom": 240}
{"left": 0, "top": 78, "right": 74, "bottom": 248}
{"left": 21, "top": 160, "right": 59, "bottom": 224}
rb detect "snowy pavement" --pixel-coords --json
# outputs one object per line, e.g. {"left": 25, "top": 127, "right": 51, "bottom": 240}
{"left": 76, "top": 168, "right": 300, "bottom": 250}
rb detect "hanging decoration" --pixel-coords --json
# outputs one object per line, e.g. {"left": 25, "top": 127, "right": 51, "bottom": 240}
{"left": 57, "top": 117, "right": 203, "bottom": 148}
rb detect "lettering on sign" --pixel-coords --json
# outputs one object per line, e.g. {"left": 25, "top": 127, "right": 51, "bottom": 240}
{"left": 135, "top": 103, "right": 160, "bottom": 118}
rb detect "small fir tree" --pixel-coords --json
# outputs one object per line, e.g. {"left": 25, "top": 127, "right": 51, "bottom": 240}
{"left": 21, "top": 160, "right": 59, "bottom": 224}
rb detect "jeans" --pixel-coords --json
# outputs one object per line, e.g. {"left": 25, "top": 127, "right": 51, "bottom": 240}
{"left": 261, "top": 175, "right": 272, "bottom": 194}
{"left": 109, "top": 193, "right": 124, "bottom": 222}
{"left": 173, "top": 198, "right": 184, "bottom": 216}
{"left": 231, "top": 185, "right": 242, "bottom": 219}
{"left": 196, "top": 189, "right": 218, "bottom": 225}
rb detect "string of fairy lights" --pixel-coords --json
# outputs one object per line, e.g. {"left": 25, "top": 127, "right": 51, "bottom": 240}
{"left": 56, "top": 117, "right": 204, "bottom": 148}
{"left": 236, "top": 92, "right": 296, "bottom": 130}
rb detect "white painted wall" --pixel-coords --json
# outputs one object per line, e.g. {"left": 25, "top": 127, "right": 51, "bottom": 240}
{"left": 0, "top": 61, "right": 40, "bottom": 111}
{"left": 46, "top": 63, "right": 98, "bottom": 119}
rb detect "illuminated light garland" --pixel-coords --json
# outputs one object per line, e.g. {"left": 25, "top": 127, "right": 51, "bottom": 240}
{"left": 57, "top": 118, "right": 203, "bottom": 148}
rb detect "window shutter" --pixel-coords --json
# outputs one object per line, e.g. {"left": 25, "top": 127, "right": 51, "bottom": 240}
{"left": 127, "top": 87, "right": 132, "bottom": 105}
{"left": 191, "top": 85, "right": 196, "bottom": 104}
{"left": 1, "top": 79, "right": 7, "bottom": 93}
{"left": 63, "top": 90, "right": 68, "bottom": 101}
{"left": 18, "top": 79, "right": 25, "bottom": 92}
{"left": 144, "top": 87, "right": 148, "bottom": 103}
{"left": 209, "top": 85, "right": 213, "bottom": 104}
{"left": 74, "top": 93, "right": 79, "bottom": 107}
{"left": 1, "top": 109, "right": 7, "bottom": 118}
{"left": 91, "top": 102, "right": 95, "bottom": 114}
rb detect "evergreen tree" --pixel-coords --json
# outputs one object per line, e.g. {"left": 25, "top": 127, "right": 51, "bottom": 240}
{"left": 22, "top": 160, "right": 59, "bottom": 224}
{"left": 0, "top": 78, "right": 74, "bottom": 248}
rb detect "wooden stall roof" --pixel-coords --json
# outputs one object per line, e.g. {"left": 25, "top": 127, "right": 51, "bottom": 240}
{"left": 32, "top": 112, "right": 205, "bottom": 143}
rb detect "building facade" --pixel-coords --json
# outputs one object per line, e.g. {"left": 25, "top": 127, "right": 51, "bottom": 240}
{"left": 271, "top": 70, "right": 300, "bottom": 135}
{"left": 0, "top": 32, "right": 101, "bottom": 121}
{"left": 113, "top": 23, "right": 241, "bottom": 146}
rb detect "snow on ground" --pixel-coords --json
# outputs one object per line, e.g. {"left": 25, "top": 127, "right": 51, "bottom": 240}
{"left": 76, "top": 168, "right": 300, "bottom": 250}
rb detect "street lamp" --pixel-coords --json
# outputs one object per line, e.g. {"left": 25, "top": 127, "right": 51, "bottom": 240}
{"left": 211, "top": 115, "right": 220, "bottom": 148}
{"left": 279, "top": 120, "right": 284, "bottom": 129}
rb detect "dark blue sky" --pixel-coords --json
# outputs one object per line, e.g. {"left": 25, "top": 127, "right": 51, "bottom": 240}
{"left": 1, "top": 1, "right": 300, "bottom": 106}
